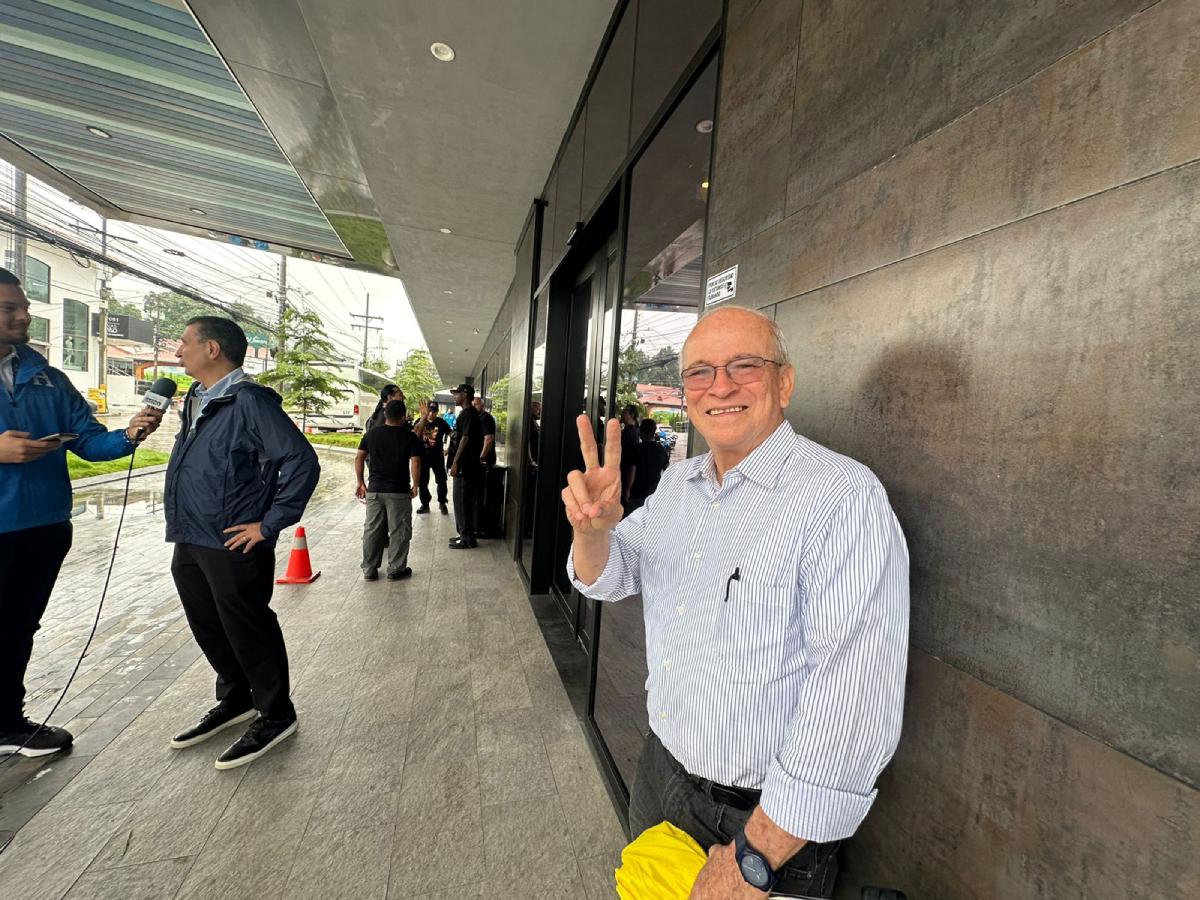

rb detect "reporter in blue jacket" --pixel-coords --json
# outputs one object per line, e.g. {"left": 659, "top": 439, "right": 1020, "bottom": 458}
{"left": 164, "top": 316, "right": 319, "bottom": 770}
{"left": 0, "top": 267, "right": 163, "bottom": 757}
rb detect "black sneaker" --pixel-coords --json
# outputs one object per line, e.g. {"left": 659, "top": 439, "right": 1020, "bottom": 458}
{"left": 416, "top": 505, "right": 430, "bottom": 514}
{"left": 0, "top": 718, "right": 73, "bottom": 757}
{"left": 215, "top": 715, "right": 298, "bottom": 770}
{"left": 170, "top": 702, "right": 257, "bottom": 749}
{"left": 387, "top": 567, "right": 413, "bottom": 581}
{"left": 439, "top": 503, "right": 448, "bottom": 515}
{"left": 449, "top": 537, "right": 476, "bottom": 550}
{"left": 363, "top": 569, "right": 379, "bottom": 581}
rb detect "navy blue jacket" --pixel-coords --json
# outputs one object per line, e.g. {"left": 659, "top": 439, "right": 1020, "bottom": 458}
{"left": 1, "top": 345, "right": 133, "bottom": 535}
{"left": 164, "top": 379, "right": 320, "bottom": 550}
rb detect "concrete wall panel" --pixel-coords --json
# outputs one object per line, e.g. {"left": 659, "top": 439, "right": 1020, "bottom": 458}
{"left": 774, "top": 161, "right": 1200, "bottom": 786}
{"left": 711, "top": 0, "right": 1200, "bottom": 310}
{"left": 786, "top": 0, "right": 1155, "bottom": 214}
{"left": 706, "top": 0, "right": 803, "bottom": 258}
{"left": 838, "top": 652, "right": 1199, "bottom": 900}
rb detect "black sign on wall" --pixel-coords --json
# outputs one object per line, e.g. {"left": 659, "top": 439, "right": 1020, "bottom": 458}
{"left": 90, "top": 312, "right": 155, "bottom": 345}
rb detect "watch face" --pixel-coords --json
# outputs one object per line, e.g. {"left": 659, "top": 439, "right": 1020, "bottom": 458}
{"left": 740, "top": 853, "right": 771, "bottom": 888}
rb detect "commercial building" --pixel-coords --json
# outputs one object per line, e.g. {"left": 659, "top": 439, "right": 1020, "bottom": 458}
{"left": 1, "top": 1, "right": 1194, "bottom": 896}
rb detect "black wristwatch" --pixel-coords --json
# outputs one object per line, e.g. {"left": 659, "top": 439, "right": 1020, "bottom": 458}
{"left": 734, "top": 830, "right": 780, "bottom": 892}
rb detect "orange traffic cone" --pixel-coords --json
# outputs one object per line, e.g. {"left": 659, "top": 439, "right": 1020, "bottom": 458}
{"left": 276, "top": 526, "right": 321, "bottom": 584}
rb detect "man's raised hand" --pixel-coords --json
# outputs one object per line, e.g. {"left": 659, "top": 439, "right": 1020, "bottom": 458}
{"left": 562, "top": 415, "right": 624, "bottom": 533}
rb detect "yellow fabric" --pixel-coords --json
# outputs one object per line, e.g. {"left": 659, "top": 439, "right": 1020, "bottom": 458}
{"left": 614, "top": 821, "right": 708, "bottom": 900}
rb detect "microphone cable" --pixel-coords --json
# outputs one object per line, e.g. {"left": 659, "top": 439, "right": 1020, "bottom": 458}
{"left": 0, "top": 444, "right": 141, "bottom": 774}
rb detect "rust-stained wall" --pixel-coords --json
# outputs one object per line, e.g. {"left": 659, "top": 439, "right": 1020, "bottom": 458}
{"left": 707, "top": 1, "right": 1199, "bottom": 897}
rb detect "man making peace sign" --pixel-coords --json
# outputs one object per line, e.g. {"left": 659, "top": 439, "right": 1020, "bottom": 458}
{"left": 564, "top": 306, "right": 909, "bottom": 899}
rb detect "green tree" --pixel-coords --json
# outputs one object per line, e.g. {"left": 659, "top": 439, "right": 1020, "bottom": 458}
{"left": 107, "top": 298, "right": 143, "bottom": 319}
{"left": 257, "top": 308, "right": 352, "bottom": 427}
{"left": 487, "top": 373, "right": 511, "bottom": 437}
{"left": 392, "top": 349, "right": 442, "bottom": 408}
{"left": 143, "top": 292, "right": 270, "bottom": 346}
{"left": 363, "top": 356, "right": 390, "bottom": 375}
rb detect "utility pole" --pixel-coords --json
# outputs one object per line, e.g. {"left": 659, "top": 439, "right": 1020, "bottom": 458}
{"left": 11, "top": 169, "right": 27, "bottom": 281}
{"left": 98, "top": 218, "right": 110, "bottom": 395}
{"left": 275, "top": 254, "right": 288, "bottom": 367}
{"left": 350, "top": 293, "right": 383, "bottom": 366}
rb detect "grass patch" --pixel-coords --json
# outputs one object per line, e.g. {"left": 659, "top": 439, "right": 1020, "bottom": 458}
{"left": 306, "top": 432, "right": 363, "bottom": 448}
{"left": 68, "top": 449, "right": 171, "bottom": 481}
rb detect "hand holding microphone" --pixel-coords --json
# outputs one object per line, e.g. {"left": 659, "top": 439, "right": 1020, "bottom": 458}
{"left": 126, "top": 377, "right": 178, "bottom": 444}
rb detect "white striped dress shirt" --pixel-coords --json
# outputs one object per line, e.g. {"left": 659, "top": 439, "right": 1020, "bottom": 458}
{"left": 568, "top": 419, "right": 909, "bottom": 842}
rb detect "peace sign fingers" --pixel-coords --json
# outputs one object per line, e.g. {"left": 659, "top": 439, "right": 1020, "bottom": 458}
{"left": 577, "top": 414, "right": 601, "bottom": 470}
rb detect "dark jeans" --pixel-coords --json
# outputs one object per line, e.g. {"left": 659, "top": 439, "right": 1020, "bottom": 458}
{"left": 171, "top": 543, "right": 295, "bottom": 721}
{"left": 451, "top": 463, "right": 482, "bottom": 539}
{"left": 629, "top": 731, "right": 840, "bottom": 899}
{"left": 0, "top": 522, "right": 73, "bottom": 727}
{"left": 419, "top": 451, "right": 448, "bottom": 506}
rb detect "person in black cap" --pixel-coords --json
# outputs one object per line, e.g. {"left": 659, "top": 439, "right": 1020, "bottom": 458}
{"left": 448, "top": 383, "right": 483, "bottom": 549}
{"left": 416, "top": 400, "right": 451, "bottom": 515}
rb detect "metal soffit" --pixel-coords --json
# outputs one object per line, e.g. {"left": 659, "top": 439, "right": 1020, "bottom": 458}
{"left": 0, "top": 0, "right": 348, "bottom": 257}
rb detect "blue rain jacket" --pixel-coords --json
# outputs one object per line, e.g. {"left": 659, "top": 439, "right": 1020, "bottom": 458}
{"left": 0, "top": 345, "right": 133, "bottom": 535}
{"left": 163, "top": 379, "right": 320, "bottom": 550}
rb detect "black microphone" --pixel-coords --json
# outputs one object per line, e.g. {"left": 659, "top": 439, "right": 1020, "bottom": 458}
{"left": 134, "top": 377, "right": 178, "bottom": 441}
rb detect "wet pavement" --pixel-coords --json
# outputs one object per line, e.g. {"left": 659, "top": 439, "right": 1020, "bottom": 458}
{"left": 0, "top": 448, "right": 626, "bottom": 899}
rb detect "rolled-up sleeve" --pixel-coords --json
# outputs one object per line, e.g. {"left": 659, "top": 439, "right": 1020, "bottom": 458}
{"left": 760, "top": 486, "right": 910, "bottom": 842}
{"left": 566, "top": 503, "right": 647, "bottom": 602}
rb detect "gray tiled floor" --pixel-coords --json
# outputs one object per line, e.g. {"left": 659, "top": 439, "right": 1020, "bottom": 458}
{"left": 0, "top": 450, "right": 626, "bottom": 898}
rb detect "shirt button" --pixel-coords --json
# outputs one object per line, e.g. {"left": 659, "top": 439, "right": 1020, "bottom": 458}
{"left": 659, "top": 711, "right": 668, "bottom": 721}
{"left": 663, "top": 660, "right": 672, "bottom": 670}
{"left": 677, "top": 605, "right": 685, "bottom": 615}
{"left": 711, "top": 501, "right": 720, "bottom": 509}
{"left": 692, "top": 551, "right": 702, "bottom": 561}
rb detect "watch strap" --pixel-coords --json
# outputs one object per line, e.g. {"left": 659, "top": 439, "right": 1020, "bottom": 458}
{"left": 734, "top": 830, "right": 780, "bottom": 891}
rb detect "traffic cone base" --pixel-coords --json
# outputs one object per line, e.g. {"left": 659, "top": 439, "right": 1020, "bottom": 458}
{"left": 277, "top": 525, "right": 320, "bottom": 584}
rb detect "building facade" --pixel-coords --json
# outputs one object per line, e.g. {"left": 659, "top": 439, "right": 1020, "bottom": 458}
{"left": 468, "top": 2, "right": 1199, "bottom": 898}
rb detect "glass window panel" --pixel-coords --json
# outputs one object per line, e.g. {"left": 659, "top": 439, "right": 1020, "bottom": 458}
{"left": 520, "top": 286, "right": 549, "bottom": 575}
{"left": 28, "top": 314, "right": 50, "bottom": 344}
{"left": 25, "top": 257, "right": 50, "bottom": 302}
{"left": 582, "top": 2, "right": 636, "bottom": 218}
{"left": 62, "top": 297, "right": 88, "bottom": 371}
{"left": 553, "top": 120, "right": 585, "bottom": 263}
{"left": 630, "top": 0, "right": 721, "bottom": 144}
{"left": 593, "top": 58, "right": 718, "bottom": 793}
{"left": 540, "top": 171, "right": 557, "bottom": 287}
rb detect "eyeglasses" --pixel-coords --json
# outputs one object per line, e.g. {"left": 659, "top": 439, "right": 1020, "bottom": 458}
{"left": 680, "top": 355, "right": 782, "bottom": 390}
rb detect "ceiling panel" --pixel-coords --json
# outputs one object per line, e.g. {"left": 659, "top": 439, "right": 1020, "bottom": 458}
{"left": 0, "top": 0, "right": 348, "bottom": 256}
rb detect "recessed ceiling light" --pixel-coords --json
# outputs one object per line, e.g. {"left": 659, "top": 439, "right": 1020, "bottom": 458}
{"left": 445, "top": 319, "right": 453, "bottom": 324}
{"left": 443, "top": 290, "right": 453, "bottom": 295}
{"left": 447, "top": 338, "right": 454, "bottom": 342}
{"left": 439, "top": 227, "right": 452, "bottom": 234}
{"left": 430, "top": 42, "right": 456, "bottom": 62}
{"left": 701, "top": 181, "right": 709, "bottom": 190}
{"left": 695, "top": 119, "right": 713, "bottom": 134}
{"left": 86, "top": 125, "right": 112, "bottom": 139}
{"left": 189, "top": 207, "right": 207, "bottom": 216}
{"left": 473, "top": 329, "right": 479, "bottom": 335}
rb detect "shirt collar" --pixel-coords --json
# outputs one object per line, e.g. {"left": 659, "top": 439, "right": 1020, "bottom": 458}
{"left": 687, "top": 419, "right": 796, "bottom": 490}
{"left": 195, "top": 367, "right": 245, "bottom": 401}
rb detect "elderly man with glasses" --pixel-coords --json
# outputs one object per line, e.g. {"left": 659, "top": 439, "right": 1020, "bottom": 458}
{"left": 563, "top": 305, "right": 909, "bottom": 899}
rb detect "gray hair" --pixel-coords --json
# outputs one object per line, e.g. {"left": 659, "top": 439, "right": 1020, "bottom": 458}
{"left": 683, "top": 305, "right": 791, "bottom": 369}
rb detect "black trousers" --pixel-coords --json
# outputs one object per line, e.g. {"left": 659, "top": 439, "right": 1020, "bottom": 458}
{"left": 171, "top": 543, "right": 295, "bottom": 720}
{"left": 0, "top": 522, "right": 73, "bottom": 728}
{"left": 629, "top": 731, "right": 840, "bottom": 898}
{"left": 419, "top": 450, "right": 448, "bottom": 506}
{"left": 451, "top": 463, "right": 483, "bottom": 539}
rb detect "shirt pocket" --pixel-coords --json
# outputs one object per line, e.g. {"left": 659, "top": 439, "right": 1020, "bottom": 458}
{"left": 717, "top": 577, "right": 797, "bottom": 685}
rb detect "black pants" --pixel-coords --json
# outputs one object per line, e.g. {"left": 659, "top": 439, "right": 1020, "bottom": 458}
{"left": 171, "top": 543, "right": 295, "bottom": 720}
{"left": 419, "top": 450, "right": 448, "bottom": 506}
{"left": 0, "top": 522, "right": 73, "bottom": 728}
{"left": 451, "top": 463, "right": 483, "bottom": 539}
{"left": 628, "top": 731, "right": 840, "bottom": 898}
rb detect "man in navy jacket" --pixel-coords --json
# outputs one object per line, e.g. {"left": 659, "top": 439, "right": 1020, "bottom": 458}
{"left": 164, "top": 316, "right": 319, "bottom": 770}
{"left": 0, "top": 267, "right": 163, "bottom": 757}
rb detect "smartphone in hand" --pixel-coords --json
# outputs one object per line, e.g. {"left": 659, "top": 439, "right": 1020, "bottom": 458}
{"left": 38, "top": 432, "right": 79, "bottom": 443}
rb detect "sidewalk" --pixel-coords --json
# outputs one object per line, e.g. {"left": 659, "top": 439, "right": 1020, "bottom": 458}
{"left": 0, "top": 449, "right": 626, "bottom": 899}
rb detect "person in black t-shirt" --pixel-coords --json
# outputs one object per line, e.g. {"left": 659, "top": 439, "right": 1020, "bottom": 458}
{"left": 354, "top": 400, "right": 422, "bottom": 580}
{"left": 626, "top": 418, "right": 669, "bottom": 516}
{"left": 619, "top": 404, "right": 640, "bottom": 506}
{"left": 472, "top": 396, "right": 498, "bottom": 467}
{"left": 448, "top": 384, "right": 483, "bottom": 549}
{"left": 416, "top": 400, "right": 452, "bottom": 515}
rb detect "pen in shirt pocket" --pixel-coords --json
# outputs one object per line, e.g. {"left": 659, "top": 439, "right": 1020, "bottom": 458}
{"left": 723, "top": 567, "right": 741, "bottom": 602}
